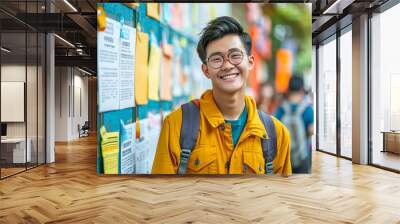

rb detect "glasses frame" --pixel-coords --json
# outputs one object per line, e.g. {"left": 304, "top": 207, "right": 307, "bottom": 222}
{"left": 206, "top": 49, "right": 246, "bottom": 69}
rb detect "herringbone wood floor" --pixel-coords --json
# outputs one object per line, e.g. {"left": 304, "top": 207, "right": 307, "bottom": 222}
{"left": 1, "top": 135, "right": 400, "bottom": 224}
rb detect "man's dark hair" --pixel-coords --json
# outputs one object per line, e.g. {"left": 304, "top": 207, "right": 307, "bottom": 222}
{"left": 288, "top": 76, "right": 304, "bottom": 92}
{"left": 196, "top": 16, "right": 252, "bottom": 64}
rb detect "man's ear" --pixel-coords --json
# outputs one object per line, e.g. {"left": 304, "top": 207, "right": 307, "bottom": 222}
{"left": 202, "top": 64, "right": 211, "bottom": 79}
{"left": 247, "top": 55, "right": 255, "bottom": 71}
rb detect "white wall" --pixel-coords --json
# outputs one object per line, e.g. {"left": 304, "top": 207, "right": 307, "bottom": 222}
{"left": 54, "top": 67, "right": 89, "bottom": 141}
{"left": 1, "top": 65, "right": 33, "bottom": 138}
{"left": 71, "top": 71, "right": 89, "bottom": 139}
{"left": 55, "top": 66, "right": 69, "bottom": 141}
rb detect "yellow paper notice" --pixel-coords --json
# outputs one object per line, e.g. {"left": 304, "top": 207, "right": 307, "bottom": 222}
{"left": 148, "top": 45, "right": 162, "bottom": 101}
{"left": 135, "top": 31, "right": 149, "bottom": 105}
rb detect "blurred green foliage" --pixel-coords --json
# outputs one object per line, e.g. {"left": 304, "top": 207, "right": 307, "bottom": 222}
{"left": 263, "top": 3, "right": 312, "bottom": 79}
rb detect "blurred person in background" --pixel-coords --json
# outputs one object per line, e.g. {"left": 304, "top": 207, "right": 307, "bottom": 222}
{"left": 257, "top": 81, "right": 278, "bottom": 115}
{"left": 275, "top": 75, "right": 314, "bottom": 173}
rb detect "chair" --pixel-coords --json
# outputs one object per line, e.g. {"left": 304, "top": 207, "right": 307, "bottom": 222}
{"left": 78, "top": 121, "right": 90, "bottom": 138}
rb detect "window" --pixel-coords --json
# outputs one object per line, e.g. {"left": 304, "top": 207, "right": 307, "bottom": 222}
{"left": 371, "top": 3, "right": 400, "bottom": 171}
{"left": 317, "top": 36, "right": 337, "bottom": 154}
{"left": 339, "top": 28, "right": 352, "bottom": 158}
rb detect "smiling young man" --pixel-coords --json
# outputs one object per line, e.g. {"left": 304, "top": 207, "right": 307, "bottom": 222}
{"left": 152, "top": 16, "right": 292, "bottom": 175}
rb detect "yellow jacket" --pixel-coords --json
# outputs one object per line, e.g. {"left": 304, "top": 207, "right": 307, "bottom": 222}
{"left": 152, "top": 90, "right": 292, "bottom": 175}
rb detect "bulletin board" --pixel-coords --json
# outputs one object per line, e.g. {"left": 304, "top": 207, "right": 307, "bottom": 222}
{"left": 97, "top": 3, "right": 200, "bottom": 174}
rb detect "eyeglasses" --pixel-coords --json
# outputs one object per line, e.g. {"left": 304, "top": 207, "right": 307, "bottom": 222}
{"left": 206, "top": 49, "right": 245, "bottom": 69}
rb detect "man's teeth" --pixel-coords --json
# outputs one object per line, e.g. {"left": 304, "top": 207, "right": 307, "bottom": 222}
{"left": 220, "top": 73, "right": 238, "bottom": 80}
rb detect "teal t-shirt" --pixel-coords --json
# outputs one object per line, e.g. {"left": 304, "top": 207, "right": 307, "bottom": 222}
{"left": 225, "top": 106, "right": 248, "bottom": 148}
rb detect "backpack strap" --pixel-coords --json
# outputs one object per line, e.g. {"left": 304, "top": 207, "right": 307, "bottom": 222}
{"left": 281, "top": 101, "right": 292, "bottom": 115}
{"left": 257, "top": 110, "right": 277, "bottom": 174}
{"left": 178, "top": 102, "right": 276, "bottom": 175}
{"left": 295, "top": 100, "right": 310, "bottom": 116}
{"left": 178, "top": 100, "right": 200, "bottom": 174}
{"left": 282, "top": 101, "right": 309, "bottom": 117}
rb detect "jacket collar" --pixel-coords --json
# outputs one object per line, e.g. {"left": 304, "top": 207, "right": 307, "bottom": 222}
{"left": 199, "top": 90, "right": 268, "bottom": 139}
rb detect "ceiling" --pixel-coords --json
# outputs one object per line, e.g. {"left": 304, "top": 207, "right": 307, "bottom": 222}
{"left": 0, "top": 0, "right": 396, "bottom": 75}
{"left": 0, "top": 0, "right": 96, "bottom": 74}
{"left": 311, "top": 0, "right": 390, "bottom": 43}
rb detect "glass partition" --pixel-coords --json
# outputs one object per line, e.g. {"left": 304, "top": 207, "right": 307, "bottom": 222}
{"left": 0, "top": 0, "right": 46, "bottom": 179}
{"left": 1, "top": 30, "right": 28, "bottom": 177}
{"left": 317, "top": 36, "right": 337, "bottom": 154}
